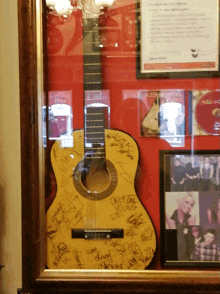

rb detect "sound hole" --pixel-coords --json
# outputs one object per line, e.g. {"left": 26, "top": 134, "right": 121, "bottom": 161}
{"left": 73, "top": 159, "right": 117, "bottom": 201}
{"left": 81, "top": 158, "right": 110, "bottom": 193}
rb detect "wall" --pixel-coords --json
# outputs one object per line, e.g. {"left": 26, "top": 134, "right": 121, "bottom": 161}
{"left": 0, "top": 0, "right": 22, "bottom": 292}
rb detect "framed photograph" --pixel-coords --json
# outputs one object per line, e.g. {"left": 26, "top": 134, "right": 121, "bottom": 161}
{"left": 136, "top": 0, "right": 220, "bottom": 79}
{"left": 160, "top": 150, "right": 220, "bottom": 267}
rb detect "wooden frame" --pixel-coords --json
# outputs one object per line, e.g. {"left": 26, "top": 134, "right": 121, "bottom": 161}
{"left": 18, "top": 0, "right": 220, "bottom": 293}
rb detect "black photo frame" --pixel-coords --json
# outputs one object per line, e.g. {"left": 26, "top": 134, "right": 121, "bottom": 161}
{"left": 160, "top": 150, "right": 220, "bottom": 267}
{"left": 136, "top": 0, "right": 220, "bottom": 79}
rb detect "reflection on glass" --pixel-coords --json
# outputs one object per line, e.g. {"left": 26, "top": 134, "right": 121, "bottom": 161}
{"left": 139, "top": 89, "right": 186, "bottom": 147}
{"left": 159, "top": 102, "right": 185, "bottom": 147}
{"left": 49, "top": 104, "right": 72, "bottom": 139}
{"left": 42, "top": 90, "right": 73, "bottom": 147}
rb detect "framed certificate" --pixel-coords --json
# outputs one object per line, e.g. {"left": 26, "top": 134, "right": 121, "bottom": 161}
{"left": 137, "top": 0, "right": 220, "bottom": 79}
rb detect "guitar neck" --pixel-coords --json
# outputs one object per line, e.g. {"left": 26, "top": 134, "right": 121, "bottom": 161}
{"left": 83, "top": 18, "right": 102, "bottom": 91}
{"left": 83, "top": 17, "right": 108, "bottom": 161}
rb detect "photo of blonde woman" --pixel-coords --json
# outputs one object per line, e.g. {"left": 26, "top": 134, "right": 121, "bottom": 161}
{"left": 166, "top": 192, "right": 199, "bottom": 229}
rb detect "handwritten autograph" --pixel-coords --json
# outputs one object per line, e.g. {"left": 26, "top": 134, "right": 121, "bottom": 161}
{"left": 127, "top": 213, "right": 146, "bottom": 227}
{"left": 52, "top": 242, "right": 70, "bottom": 267}
{"left": 106, "top": 132, "right": 135, "bottom": 160}
{"left": 115, "top": 161, "right": 132, "bottom": 184}
{"left": 87, "top": 247, "right": 113, "bottom": 264}
{"left": 110, "top": 195, "right": 138, "bottom": 220}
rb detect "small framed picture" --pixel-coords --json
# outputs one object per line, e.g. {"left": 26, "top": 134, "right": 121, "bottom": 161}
{"left": 160, "top": 150, "right": 220, "bottom": 267}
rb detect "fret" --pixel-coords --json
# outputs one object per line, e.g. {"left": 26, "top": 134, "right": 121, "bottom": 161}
{"left": 86, "top": 139, "right": 104, "bottom": 142}
{"left": 83, "top": 29, "right": 99, "bottom": 33}
{"left": 84, "top": 72, "right": 102, "bottom": 77}
{"left": 83, "top": 49, "right": 101, "bottom": 54}
{"left": 86, "top": 126, "right": 103, "bottom": 128}
{"left": 84, "top": 42, "right": 100, "bottom": 45}
{"left": 84, "top": 73, "right": 101, "bottom": 76}
{"left": 86, "top": 120, "right": 103, "bottom": 122}
{"left": 83, "top": 30, "right": 99, "bottom": 33}
{"left": 86, "top": 135, "right": 105, "bottom": 139}
{"left": 83, "top": 52, "right": 101, "bottom": 56}
{"left": 86, "top": 125, "right": 104, "bottom": 128}
{"left": 84, "top": 63, "right": 101, "bottom": 65}
{"left": 84, "top": 66, "right": 101, "bottom": 75}
{"left": 85, "top": 147, "right": 105, "bottom": 149}
{"left": 86, "top": 131, "right": 104, "bottom": 134}
{"left": 85, "top": 149, "right": 105, "bottom": 152}
{"left": 85, "top": 151, "right": 105, "bottom": 154}
{"left": 86, "top": 136, "right": 104, "bottom": 143}
{"left": 85, "top": 156, "right": 105, "bottom": 159}
{"left": 85, "top": 154, "right": 105, "bottom": 158}
{"left": 84, "top": 81, "right": 102, "bottom": 85}
{"left": 86, "top": 113, "right": 103, "bottom": 115}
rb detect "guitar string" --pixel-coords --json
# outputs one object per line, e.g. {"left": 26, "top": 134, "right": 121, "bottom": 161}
{"left": 83, "top": 17, "right": 102, "bottom": 235}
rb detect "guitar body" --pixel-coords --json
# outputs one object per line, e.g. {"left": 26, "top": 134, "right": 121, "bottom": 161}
{"left": 47, "top": 129, "right": 156, "bottom": 269}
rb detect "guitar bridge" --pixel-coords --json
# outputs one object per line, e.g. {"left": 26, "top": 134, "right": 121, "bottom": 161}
{"left": 71, "top": 229, "right": 124, "bottom": 240}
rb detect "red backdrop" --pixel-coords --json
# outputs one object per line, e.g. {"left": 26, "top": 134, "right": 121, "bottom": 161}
{"left": 46, "top": 1, "right": 220, "bottom": 269}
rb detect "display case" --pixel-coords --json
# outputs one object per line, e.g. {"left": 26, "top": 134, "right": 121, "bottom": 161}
{"left": 18, "top": 0, "right": 220, "bottom": 293}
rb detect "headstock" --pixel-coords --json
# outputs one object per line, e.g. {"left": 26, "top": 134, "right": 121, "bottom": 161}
{"left": 78, "top": 0, "right": 115, "bottom": 18}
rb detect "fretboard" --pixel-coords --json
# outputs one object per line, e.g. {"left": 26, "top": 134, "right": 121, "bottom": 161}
{"left": 83, "top": 18, "right": 102, "bottom": 91}
{"left": 84, "top": 106, "right": 108, "bottom": 159}
{"left": 82, "top": 17, "right": 108, "bottom": 161}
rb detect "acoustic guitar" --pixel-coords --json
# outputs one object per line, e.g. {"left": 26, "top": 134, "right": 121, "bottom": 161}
{"left": 46, "top": 2, "right": 156, "bottom": 270}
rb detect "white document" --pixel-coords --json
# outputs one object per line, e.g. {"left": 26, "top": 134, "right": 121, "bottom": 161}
{"left": 141, "top": 0, "right": 219, "bottom": 73}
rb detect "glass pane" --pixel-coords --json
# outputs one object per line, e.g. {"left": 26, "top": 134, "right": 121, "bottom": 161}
{"left": 41, "top": 0, "right": 220, "bottom": 270}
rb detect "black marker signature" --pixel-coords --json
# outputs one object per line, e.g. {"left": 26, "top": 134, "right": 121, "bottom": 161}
{"left": 115, "top": 161, "right": 132, "bottom": 184}
{"left": 141, "top": 228, "right": 153, "bottom": 242}
{"left": 110, "top": 195, "right": 138, "bottom": 220}
{"left": 98, "top": 261, "right": 123, "bottom": 269}
{"left": 52, "top": 242, "right": 70, "bottom": 267}
{"left": 87, "top": 247, "right": 113, "bottom": 263}
{"left": 106, "top": 132, "right": 134, "bottom": 160}
{"left": 73, "top": 249, "right": 83, "bottom": 269}
{"left": 127, "top": 213, "right": 146, "bottom": 227}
